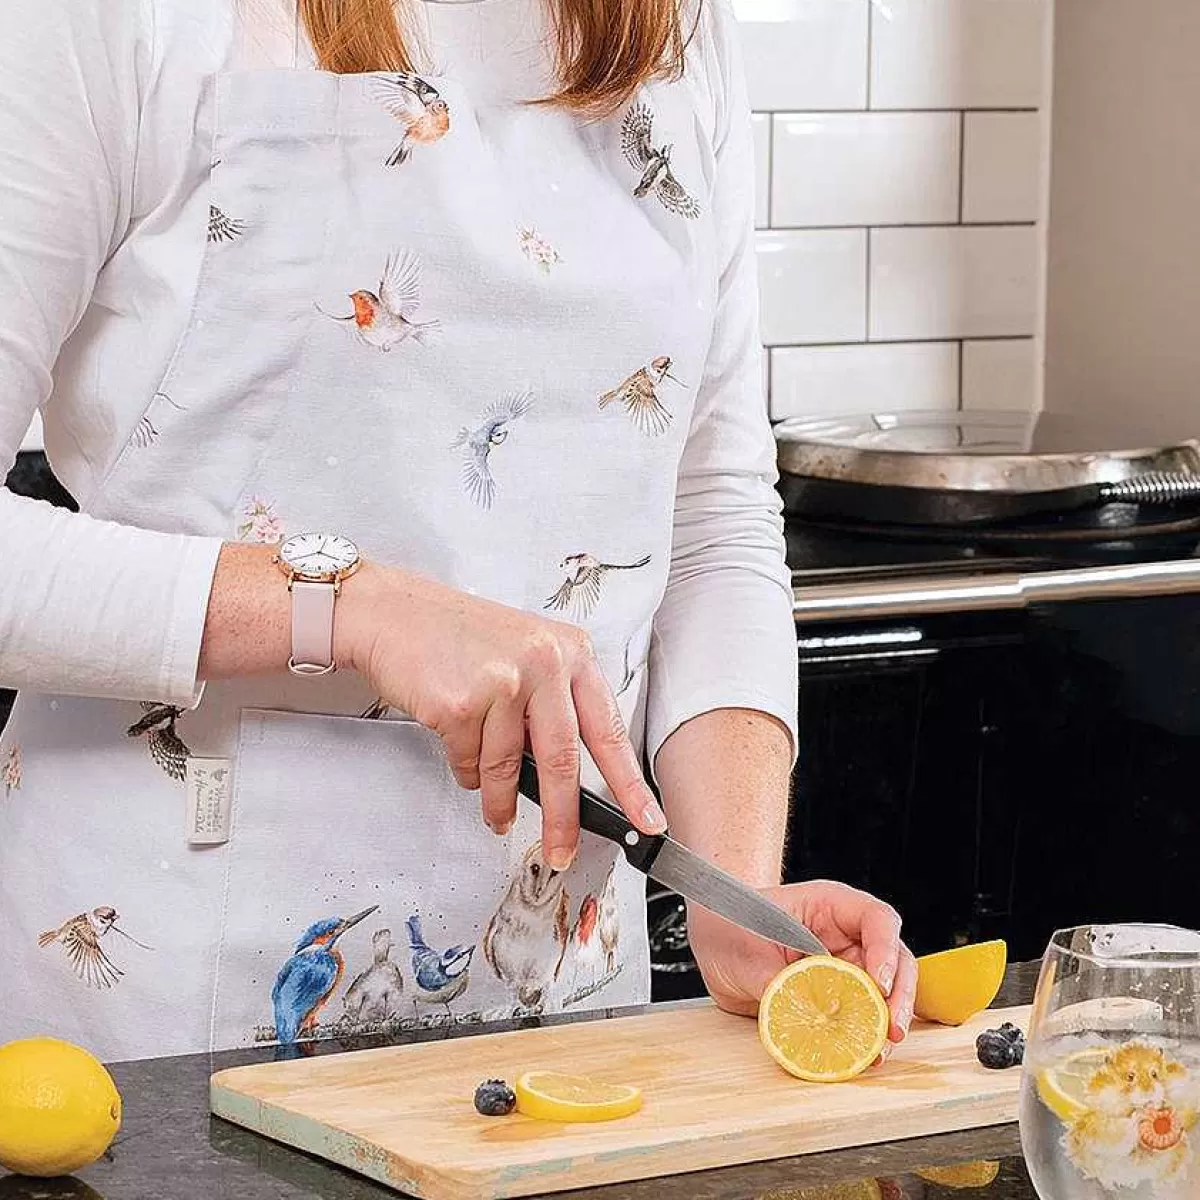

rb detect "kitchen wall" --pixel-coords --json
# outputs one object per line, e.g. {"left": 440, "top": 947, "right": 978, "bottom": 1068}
{"left": 1043, "top": 0, "right": 1200, "bottom": 435}
{"left": 740, "top": 0, "right": 1053, "bottom": 423}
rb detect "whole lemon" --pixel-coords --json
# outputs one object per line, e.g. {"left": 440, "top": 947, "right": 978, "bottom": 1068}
{"left": 0, "top": 1038, "right": 122, "bottom": 1177}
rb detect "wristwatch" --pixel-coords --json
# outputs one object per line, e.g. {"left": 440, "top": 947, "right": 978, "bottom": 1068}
{"left": 273, "top": 533, "right": 362, "bottom": 676}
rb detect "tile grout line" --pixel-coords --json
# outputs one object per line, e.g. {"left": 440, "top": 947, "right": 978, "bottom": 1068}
{"left": 957, "top": 340, "right": 965, "bottom": 410}
{"left": 766, "top": 113, "right": 775, "bottom": 230}
{"left": 864, "top": 228, "right": 872, "bottom": 342}
{"left": 768, "top": 335, "right": 1036, "bottom": 352}
{"left": 763, "top": 221, "right": 1037, "bottom": 233}
{"left": 958, "top": 111, "right": 967, "bottom": 224}
{"left": 748, "top": 107, "right": 1039, "bottom": 117}
{"left": 865, "top": 0, "right": 874, "bottom": 111}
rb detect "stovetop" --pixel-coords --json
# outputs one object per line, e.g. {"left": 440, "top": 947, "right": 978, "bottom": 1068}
{"left": 787, "top": 509, "right": 1200, "bottom": 588}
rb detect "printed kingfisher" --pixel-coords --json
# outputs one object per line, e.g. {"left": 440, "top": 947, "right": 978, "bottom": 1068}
{"left": 271, "top": 905, "right": 378, "bottom": 1045}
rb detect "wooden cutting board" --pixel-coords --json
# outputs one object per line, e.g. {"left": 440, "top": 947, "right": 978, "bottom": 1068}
{"left": 210, "top": 1002, "right": 1029, "bottom": 1200}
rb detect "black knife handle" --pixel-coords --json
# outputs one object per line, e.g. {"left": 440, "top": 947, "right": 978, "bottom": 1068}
{"left": 518, "top": 753, "right": 664, "bottom": 874}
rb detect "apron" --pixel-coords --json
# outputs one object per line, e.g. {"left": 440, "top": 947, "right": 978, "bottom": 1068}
{"left": 0, "top": 0, "right": 721, "bottom": 1061}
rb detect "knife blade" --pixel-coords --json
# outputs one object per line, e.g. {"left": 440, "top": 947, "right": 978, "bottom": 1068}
{"left": 517, "top": 754, "right": 828, "bottom": 958}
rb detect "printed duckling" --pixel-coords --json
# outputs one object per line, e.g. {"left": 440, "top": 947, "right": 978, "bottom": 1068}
{"left": 483, "top": 841, "right": 570, "bottom": 1010}
{"left": 406, "top": 915, "right": 474, "bottom": 1019}
{"left": 342, "top": 927, "right": 405, "bottom": 1028}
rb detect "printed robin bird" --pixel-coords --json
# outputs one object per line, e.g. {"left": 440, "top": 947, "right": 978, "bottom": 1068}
{"left": 38, "top": 906, "right": 152, "bottom": 990}
{"left": 451, "top": 390, "right": 534, "bottom": 509}
{"left": 316, "top": 250, "right": 440, "bottom": 352}
{"left": 369, "top": 73, "right": 451, "bottom": 167}
{"left": 127, "top": 702, "right": 190, "bottom": 781}
{"left": 342, "top": 927, "right": 405, "bottom": 1027}
{"left": 620, "top": 102, "right": 700, "bottom": 219}
{"left": 599, "top": 355, "right": 682, "bottom": 436}
{"left": 483, "top": 842, "right": 570, "bottom": 1010}
{"left": 556, "top": 893, "right": 605, "bottom": 988}
{"left": 544, "top": 553, "right": 651, "bottom": 620}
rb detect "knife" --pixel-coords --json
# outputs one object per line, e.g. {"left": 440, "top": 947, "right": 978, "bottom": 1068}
{"left": 517, "top": 753, "right": 828, "bottom": 958}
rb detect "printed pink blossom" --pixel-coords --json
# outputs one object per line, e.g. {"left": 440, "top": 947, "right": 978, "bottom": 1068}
{"left": 237, "top": 497, "right": 285, "bottom": 544}
{"left": 3, "top": 744, "right": 22, "bottom": 796}
{"left": 518, "top": 227, "right": 562, "bottom": 275}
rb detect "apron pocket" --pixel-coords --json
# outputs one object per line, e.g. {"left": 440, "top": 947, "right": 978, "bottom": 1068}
{"left": 212, "top": 708, "right": 649, "bottom": 1052}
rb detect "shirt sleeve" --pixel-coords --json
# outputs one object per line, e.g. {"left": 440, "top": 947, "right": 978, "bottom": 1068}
{"left": 645, "top": 0, "right": 799, "bottom": 771}
{"left": 0, "top": 0, "right": 222, "bottom": 706}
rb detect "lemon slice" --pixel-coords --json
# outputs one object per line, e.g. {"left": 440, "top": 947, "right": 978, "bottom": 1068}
{"left": 913, "top": 941, "right": 1007, "bottom": 1026}
{"left": 513, "top": 1071, "right": 643, "bottom": 1122}
{"left": 915, "top": 1161, "right": 1001, "bottom": 1188}
{"left": 1036, "top": 1047, "right": 1109, "bottom": 1123}
{"left": 758, "top": 956, "right": 890, "bottom": 1083}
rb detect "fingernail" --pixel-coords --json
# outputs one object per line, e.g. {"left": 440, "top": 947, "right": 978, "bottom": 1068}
{"left": 546, "top": 847, "right": 575, "bottom": 872}
{"left": 489, "top": 817, "right": 514, "bottom": 837}
{"left": 642, "top": 800, "right": 668, "bottom": 833}
{"left": 878, "top": 963, "right": 896, "bottom": 996}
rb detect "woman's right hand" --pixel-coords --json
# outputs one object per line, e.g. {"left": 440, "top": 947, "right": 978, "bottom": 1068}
{"left": 337, "top": 562, "right": 666, "bottom": 870}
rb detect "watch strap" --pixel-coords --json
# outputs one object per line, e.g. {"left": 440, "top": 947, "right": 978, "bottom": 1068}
{"left": 289, "top": 580, "right": 336, "bottom": 676}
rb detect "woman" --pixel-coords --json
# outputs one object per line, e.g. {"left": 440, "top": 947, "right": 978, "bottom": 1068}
{"left": 0, "top": 0, "right": 916, "bottom": 1060}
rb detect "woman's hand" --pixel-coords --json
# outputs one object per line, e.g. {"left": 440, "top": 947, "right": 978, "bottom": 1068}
{"left": 337, "top": 562, "right": 666, "bottom": 869}
{"left": 687, "top": 880, "right": 917, "bottom": 1045}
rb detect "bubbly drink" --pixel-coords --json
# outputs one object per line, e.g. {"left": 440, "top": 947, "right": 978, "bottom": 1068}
{"left": 1020, "top": 1030, "right": 1200, "bottom": 1199}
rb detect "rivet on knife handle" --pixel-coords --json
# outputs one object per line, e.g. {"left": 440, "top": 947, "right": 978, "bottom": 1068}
{"left": 517, "top": 753, "right": 665, "bottom": 874}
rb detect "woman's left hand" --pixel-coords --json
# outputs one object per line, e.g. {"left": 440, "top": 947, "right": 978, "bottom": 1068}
{"left": 687, "top": 880, "right": 917, "bottom": 1046}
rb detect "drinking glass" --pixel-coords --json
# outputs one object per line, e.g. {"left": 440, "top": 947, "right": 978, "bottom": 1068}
{"left": 1019, "top": 924, "right": 1200, "bottom": 1199}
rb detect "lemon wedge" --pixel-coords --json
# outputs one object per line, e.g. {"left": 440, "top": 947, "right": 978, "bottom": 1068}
{"left": 913, "top": 941, "right": 1007, "bottom": 1026}
{"left": 915, "top": 1161, "right": 1001, "bottom": 1188}
{"left": 1036, "top": 1047, "right": 1108, "bottom": 1123}
{"left": 758, "top": 956, "right": 890, "bottom": 1083}
{"left": 513, "top": 1071, "right": 643, "bottom": 1122}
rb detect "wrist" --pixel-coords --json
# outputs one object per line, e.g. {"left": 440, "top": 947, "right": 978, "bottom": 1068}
{"left": 332, "top": 558, "right": 391, "bottom": 674}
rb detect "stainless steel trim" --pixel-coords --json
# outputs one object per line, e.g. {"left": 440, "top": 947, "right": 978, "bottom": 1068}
{"left": 794, "top": 558, "right": 1200, "bottom": 622}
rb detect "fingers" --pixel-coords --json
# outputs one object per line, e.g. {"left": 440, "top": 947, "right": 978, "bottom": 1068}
{"left": 812, "top": 881, "right": 903, "bottom": 999}
{"left": 526, "top": 685, "right": 583, "bottom": 872}
{"left": 573, "top": 655, "right": 665, "bottom": 834}
{"left": 478, "top": 699, "right": 526, "bottom": 835}
{"left": 440, "top": 717, "right": 484, "bottom": 792}
{"left": 886, "top": 942, "right": 918, "bottom": 1044}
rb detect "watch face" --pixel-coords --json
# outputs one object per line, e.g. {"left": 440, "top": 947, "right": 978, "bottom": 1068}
{"left": 280, "top": 533, "right": 359, "bottom": 577}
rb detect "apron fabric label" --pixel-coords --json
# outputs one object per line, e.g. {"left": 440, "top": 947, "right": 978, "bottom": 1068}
{"left": 185, "top": 757, "right": 234, "bottom": 845}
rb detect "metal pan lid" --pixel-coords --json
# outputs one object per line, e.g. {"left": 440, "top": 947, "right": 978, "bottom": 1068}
{"left": 775, "top": 409, "right": 1200, "bottom": 494}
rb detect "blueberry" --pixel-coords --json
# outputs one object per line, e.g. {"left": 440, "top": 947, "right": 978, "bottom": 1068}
{"left": 997, "top": 1022, "right": 1025, "bottom": 1044}
{"left": 976, "top": 1029, "right": 1023, "bottom": 1070}
{"left": 474, "top": 1079, "right": 516, "bottom": 1116}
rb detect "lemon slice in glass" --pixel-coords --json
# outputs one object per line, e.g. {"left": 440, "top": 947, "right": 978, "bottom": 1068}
{"left": 1036, "top": 1047, "right": 1109, "bottom": 1123}
{"left": 514, "top": 1071, "right": 643, "bottom": 1122}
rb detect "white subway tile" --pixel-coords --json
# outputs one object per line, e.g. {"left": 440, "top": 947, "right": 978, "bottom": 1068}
{"left": 770, "top": 341, "right": 959, "bottom": 419}
{"left": 963, "top": 112, "right": 1041, "bottom": 223}
{"left": 962, "top": 338, "right": 1038, "bottom": 411}
{"left": 734, "top": 0, "right": 868, "bottom": 111}
{"left": 870, "top": 0, "right": 1049, "bottom": 110}
{"left": 772, "top": 111, "right": 960, "bottom": 227}
{"left": 757, "top": 229, "right": 867, "bottom": 346}
{"left": 869, "top": 225, "right": 1037, "bottom": 341}
{"left": 752, "top": 114, "right": 771, "bottom": 229}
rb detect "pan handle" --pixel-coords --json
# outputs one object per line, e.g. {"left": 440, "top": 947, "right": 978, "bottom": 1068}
{"left": 1099, "top": 472, "right": 1200, "bottom": 504}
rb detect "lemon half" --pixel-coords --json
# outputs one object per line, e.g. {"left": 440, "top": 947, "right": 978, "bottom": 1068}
{"left": 758, "top": 956, "right": 890, "bottom": 1083}
{"left": 913, "top": 941, "right": 1007, "bottom": 1026}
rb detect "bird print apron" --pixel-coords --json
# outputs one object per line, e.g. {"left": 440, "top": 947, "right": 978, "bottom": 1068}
{"left": 0, "top": 0, "right": 724, "bottom": 1060}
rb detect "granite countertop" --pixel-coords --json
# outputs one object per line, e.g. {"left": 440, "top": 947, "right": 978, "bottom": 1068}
{"left": 0, "top": 964, "right": 1041, "bottom": 1200}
